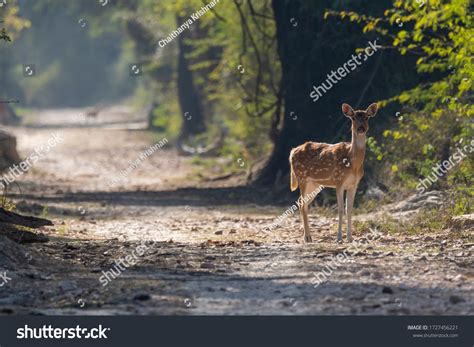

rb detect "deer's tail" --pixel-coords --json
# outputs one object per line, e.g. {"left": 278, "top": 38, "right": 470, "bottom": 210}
{"left": 289, "top": 149, "right": 298, "bottom": 191}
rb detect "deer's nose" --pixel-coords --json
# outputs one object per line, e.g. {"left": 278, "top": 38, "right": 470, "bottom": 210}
{"left": 357, "top": 126, "right": 366, "bottom": 133}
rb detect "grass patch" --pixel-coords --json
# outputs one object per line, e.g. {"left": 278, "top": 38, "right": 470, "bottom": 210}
{"left": 190, "top": 155, "right": 248, "bottom": 180}
{"left": 354, "top": 207, "right": 465, "bottom": 237}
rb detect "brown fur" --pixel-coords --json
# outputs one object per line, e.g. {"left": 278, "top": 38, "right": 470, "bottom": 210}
{"left": 288, "top": 102, "right": 378, "bottom": 243}
{"left": 290, "top": 141, "right": 362, "bottom": 189}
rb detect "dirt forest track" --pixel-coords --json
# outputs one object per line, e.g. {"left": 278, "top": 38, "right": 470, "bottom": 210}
{"left": 0, "top": 106, "right": 472, "bottom": 315}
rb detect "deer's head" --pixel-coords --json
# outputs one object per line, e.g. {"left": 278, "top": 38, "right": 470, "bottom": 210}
{"left": 342, "top": 103, "right": 378, "bottom": 136}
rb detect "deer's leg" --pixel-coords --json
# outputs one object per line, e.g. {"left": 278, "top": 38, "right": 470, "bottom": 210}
{"left": 346, "top": 187, "right": 357, "bottom": 242}
{"left": 300, "top": 201, "right": 312, "bottom": 243}
{"left": 336, "top": 187, "right": 344, "bottom": 243}
{"left": 299, "top": 181, "right": 319, "bottom": 243}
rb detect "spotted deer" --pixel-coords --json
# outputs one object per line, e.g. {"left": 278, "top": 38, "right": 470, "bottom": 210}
{"left": 85, "top": 104, "right": 105, "bottom": 120}
{"left": 289, "top": 103, "right": 378, "bottom": 243}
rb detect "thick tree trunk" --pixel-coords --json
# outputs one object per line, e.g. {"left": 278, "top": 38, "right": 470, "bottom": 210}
{"left": 177, "top": 16, "right": 206, "bottom": 142}
{"left": 0, "top": 130, "right": 21, "bottom": 171}
{"left": 0, "top": 207, "right": 52, "bottom": 244}
{"left": 255, "top": 1, "right": 337, "bottom": 186}
{"left": 0, "top": 207, "right": 53, "bottom": 229}
{"left": 255, "top": 0, "right": 396, "bottom": 187}
{"left": 125, "top": 18, "right": 156, "bottom": 57}
{"left": 0, "top": 103, "right": 20, "bottom": 125}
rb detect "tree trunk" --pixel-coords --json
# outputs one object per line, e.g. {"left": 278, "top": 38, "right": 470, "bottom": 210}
{"left": 0, "top": 207, "right": 52, "bottom": 245}
{"left": 0, "top": 130, "right": 21, "bottom": 170}
{"left": 255, "top": 1, "right": 338, "bottom": 186}
{"left": 255, "top": 0, "right": 400, "bottom": 187}
{"left": 177, "top": 15, "right": 206, "bottom": 142}
{"left": 0, "top": 103, "right": 20, "bottom": 125}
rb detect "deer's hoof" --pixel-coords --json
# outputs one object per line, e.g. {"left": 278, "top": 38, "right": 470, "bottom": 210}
{"left": 347, "top": 237, "right": 353, "bottom": 243}
{"left": 337, "top": 237, "right": 343, "bottom": 244}
{"left": 304, "top": 234, "right": 312, "bottom": 243}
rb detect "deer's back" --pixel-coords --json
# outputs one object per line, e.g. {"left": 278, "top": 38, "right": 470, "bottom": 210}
{"left": 290, "top": 141, "right": 354, "bottom": 187}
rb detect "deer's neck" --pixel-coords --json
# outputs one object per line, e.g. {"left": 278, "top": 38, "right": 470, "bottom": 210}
{"left": 350, "top": 131, "right": 366, "bottom": 167}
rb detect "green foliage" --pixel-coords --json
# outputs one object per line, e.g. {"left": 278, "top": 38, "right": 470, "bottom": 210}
{"left": 1, "top": 198, "right": 16, "bottom": 211}
{"left": 355, "top": 208, "right": 455, "bottom": 236}
{"left": 1, "top": 2, "right": 133, "bottom": 107}
{"left": 189, "top": 0, "right": 280, "bottom": 159}
{"left": 3, "top": 0, "right": 471, "bottom": 211}
{"left": 451, "top": 188, "right": 472, "bottom": 214}
{"left": 130, "top": 0, "right": 279, "bottom": 160}
{"left": 0, "top": 4, "right": 30, "bottom": 40}
{"left": 40, "top": 205, "right": 49, "bottom": 219}
{"left": 0, "top": 28, "right": 11, "bottom": 42}
{"left": 327, "top": 0, "right": 473, "bottom": 213}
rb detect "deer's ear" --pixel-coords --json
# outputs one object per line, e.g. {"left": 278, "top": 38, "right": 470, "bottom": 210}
{"left": 342, "top": 103, "right": 355, "bottom": 118}
{"left": 366, "top": 103, "right": 378, "bottom": 117}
